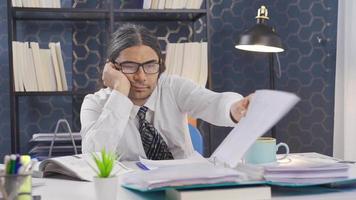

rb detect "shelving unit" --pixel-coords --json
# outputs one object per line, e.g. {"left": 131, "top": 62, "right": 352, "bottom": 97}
{"left": 7, "top": 0, "right": 211, "bottom": 154}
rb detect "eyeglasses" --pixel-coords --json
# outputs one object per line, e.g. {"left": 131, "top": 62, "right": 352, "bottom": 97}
{"left": 111, "top": 60, "right": 160, "bottom": 74}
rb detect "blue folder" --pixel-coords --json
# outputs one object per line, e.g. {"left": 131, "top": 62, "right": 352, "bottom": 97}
{"left": 122, "top": 177, "right": 356, "bottom": 192}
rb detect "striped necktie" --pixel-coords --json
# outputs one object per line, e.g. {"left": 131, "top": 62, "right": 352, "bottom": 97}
{"left": 137, "top": 106, "right": 174, "bottom": 160}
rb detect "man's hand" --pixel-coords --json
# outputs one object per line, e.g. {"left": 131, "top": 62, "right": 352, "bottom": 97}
{"left": 102, "top": 62, "right": 131, "bottom": 96}
{"left": 230, "top": 94, "right": 253, "bottom": 122}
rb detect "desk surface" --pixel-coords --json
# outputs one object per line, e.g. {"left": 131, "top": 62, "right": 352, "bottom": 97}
{"left": 27, "top": 155, "right": 356, "bottom": 200}
{"left": 32, "top": 177, "right": 356, "bottom": 200}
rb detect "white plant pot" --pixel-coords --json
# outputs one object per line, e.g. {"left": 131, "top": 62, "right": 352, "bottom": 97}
{"left": 94, "top": 176, "right": 118, "bottom": 200}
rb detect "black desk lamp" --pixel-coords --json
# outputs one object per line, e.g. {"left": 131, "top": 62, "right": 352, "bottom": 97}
{"left": 235, "top": 5, "right": 285, "bottom": 138}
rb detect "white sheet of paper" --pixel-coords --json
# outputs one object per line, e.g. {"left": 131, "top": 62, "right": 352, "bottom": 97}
{"left": 210, "top": 90, "right": 300, "bottom": 168}
{"left": 139, "top": 151, "right": 208, "bottom": 170}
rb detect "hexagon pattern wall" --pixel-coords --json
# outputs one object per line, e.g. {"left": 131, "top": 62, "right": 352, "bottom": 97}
{"left": 208, "top": 0, "right": 337, "bottom": 156}
{"left": 0, "top": 0, "right": 338, "bottom": 157}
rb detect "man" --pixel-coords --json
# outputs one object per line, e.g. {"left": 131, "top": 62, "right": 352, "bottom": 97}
{"left": 80, "top": 24, "right": 251, "bottom": 161}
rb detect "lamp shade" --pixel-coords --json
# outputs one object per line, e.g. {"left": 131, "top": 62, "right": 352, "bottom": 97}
{"left": 235, "top": 23, "right": 284, "bottom": 53}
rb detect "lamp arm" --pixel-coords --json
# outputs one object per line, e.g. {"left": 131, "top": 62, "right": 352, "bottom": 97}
{"left": 274, "top": 53, "right": 282, "bottom": 78}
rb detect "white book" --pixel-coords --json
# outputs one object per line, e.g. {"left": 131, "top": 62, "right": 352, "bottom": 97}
{"left": 172, "top": 43, "right": 184, "bottom": 75}
{"left": 24, "top": 42, "right": 38, "bottom": 91}
{"left": 185, "top": 0, "right": 193, "bottom": 9}
{"left": 30, "top": 42, "right": 46, "bottom": 91}
{"left": 150, "top": 0, "right": 159, "bottom": 9}
{"left": 171, "top": 0, "right": 180, "bottom": 9}
{"left": 187, "top": 0, "right": 203, "bottom": 9}
{"left": 55, "top": 42, "right": 68, "bottom": 91}
{"left": 39, "top": 48, "right": 57, "bottom": 91}
{"left": 164, "top": 0, "right": 173, "bottom": 9}
{"left": 37, "top": 48, "right": 52, "bottom": 91}
{"left": 18, "top": 42, "right": 26, "bottom": 91}
{"left": 198, "top": 42, "right": 208, "bottom": 87}
{"left": 166, "top": 186, "right": 271, "bottom": 200}
{"left": 22, "top": 0, "right": 32, "bottom": 7}
{"left": 32, "top": 0, "right": 40, "bottom": 7}
{"left": 143, "top": 0, "right": 152, "bottom": 9}
{"left": 52, "top": 0, "right": 61, "bottom": 8}
{"left": 20, "top": 42, "right": 29, "bottom": 91}
{"left": 48, "top": 42, "right": 63, "bottom": 91}
{"left": 194, "top": 0, "right": 204, "bottom": 9}
{"left": 178, "top": 0, "right": 188, "bottom": 9}
{"left": 181, "top": 42, "right": 201, "bottom": 84}
{"left": 11, "top": 0, "right": 17, "bottom": 7}
{"left": 39, "top": 154, "right": 132, "bottom": 181}
{"left": 15, "top": 0, "right": 23, "bottom": 7}
{"left": 40, "top": 0, "right": 53, "bottom": 8}
{"left": 12, "top": 41, "right": 22, "bottom": 91}
{"left": 157, "top": 0, "right": 166, "bottom": 9}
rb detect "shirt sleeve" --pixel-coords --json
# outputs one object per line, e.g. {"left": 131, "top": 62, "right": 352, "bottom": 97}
{"left": 167, "top": 76, "right": 243, "bottom": 127}
{"left": 80, "top": 89, "right": 133, "bottom": 153}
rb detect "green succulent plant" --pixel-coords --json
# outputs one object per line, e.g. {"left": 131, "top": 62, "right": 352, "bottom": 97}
{"left": 91, "top": 149, "right": 118, "bottom": 178}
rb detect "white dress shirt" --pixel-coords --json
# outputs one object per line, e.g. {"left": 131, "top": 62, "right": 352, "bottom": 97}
{"left": 80, "top": 74, "right": 243, "bottom": 160}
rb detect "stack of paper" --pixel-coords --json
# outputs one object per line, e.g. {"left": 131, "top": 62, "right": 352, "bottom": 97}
{"left": 29, "top": 132, "right": 82, "bottom": 161}
{"left": 121, "top": 163, "right": 246, "bottom": 191}
{"left": 262, "top": 154, "right": 350, "bottom": 184}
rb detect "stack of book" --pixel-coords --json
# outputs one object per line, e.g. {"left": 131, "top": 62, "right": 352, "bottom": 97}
{"left": 29, "top": 132, "right": 81, "bottom": 161}
{"left": 143, "top": 0, "right": 203, "bottom": 9}
{"left": 12, "top": 0, "right": 61, "bottom": 8}
{"left": 12, "top": 41, "right": 68, "bottom": 92}
{"left": 165, "top": 42, "right": 208, "bottom": 87}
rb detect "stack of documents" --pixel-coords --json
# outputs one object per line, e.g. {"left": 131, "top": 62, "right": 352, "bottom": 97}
{"left": 121, "top": 163, "right": 246, "bottom": 191}
{"left": 29, "top": 132, "right": 82, "bottom": 160}
{"left": 262, "top": 153, "right": 350, "bottom": 184}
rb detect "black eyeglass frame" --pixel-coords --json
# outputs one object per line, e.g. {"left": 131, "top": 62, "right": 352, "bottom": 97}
{"left": 111, "top": 59, "right": 161, "bottom": 74}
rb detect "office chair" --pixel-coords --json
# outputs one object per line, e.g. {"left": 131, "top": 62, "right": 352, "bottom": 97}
{"left": 188, "top": 124, "right": 204, "bottom": 155}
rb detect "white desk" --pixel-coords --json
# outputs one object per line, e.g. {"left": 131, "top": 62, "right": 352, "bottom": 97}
{"left": 32, "top": 177, "right": 356, "bottom": 200}
{"left": 29, "top": 155, "right": 356, "bottom": 200}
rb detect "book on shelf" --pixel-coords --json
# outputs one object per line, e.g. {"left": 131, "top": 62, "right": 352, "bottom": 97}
{"left": 165, "top": 186, "right": 271, "bottom": 200}
{"left": 11, "top": 41, "right": 67, "bottom": 92}
{"left": 38, "top": 154, "right": 132, "bottom": 181}
{"left": 48, "top": 42, "right": 63, "bottom": 91}
{"left": 143, "top": 0, "right": 203, "bottom": 9}
{"left": 121, "top": 90, "right": 302, "bottom": 191}
{"left": 12, "top": 0, "right": 61, "bottom": 8}
{"left": 55, "top": 42, "right": 68, "bottom": 91}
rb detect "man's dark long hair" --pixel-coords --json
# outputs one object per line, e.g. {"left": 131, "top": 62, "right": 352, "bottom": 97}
{"left": 107, "top": 24, "right": 166, "bottom": 74}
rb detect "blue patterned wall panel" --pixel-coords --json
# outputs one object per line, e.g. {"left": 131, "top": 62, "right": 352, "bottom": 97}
{"left": 18, "top": 96, "right": 72, "bottom": 153}
{"left": 0, "top": 0, "right": 11, "bottom": 159}
{"left": 209, "top": 0, "right": 338, "bottom": 156}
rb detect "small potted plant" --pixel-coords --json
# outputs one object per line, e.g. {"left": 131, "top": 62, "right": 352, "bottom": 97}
{"left": 92, "top": 149, "right": 118, "bottom": 200}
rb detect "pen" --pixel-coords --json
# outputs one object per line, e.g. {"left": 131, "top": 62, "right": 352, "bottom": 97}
{"left": 4, "top": 155, "right": 10, "bottom": 174}
{"left": 136, "top": 162, "right": 150, "bottom": 171}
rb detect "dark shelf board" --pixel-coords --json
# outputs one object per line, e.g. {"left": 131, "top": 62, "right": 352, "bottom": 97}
{"left": 12, "top": 8, "right": 110, "bottom": 21}
{"left": 114, "top": 9, "right": 207, "bottom": 21}
{"left": 14, "top": 91, "right": 89, "bottom": 96}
